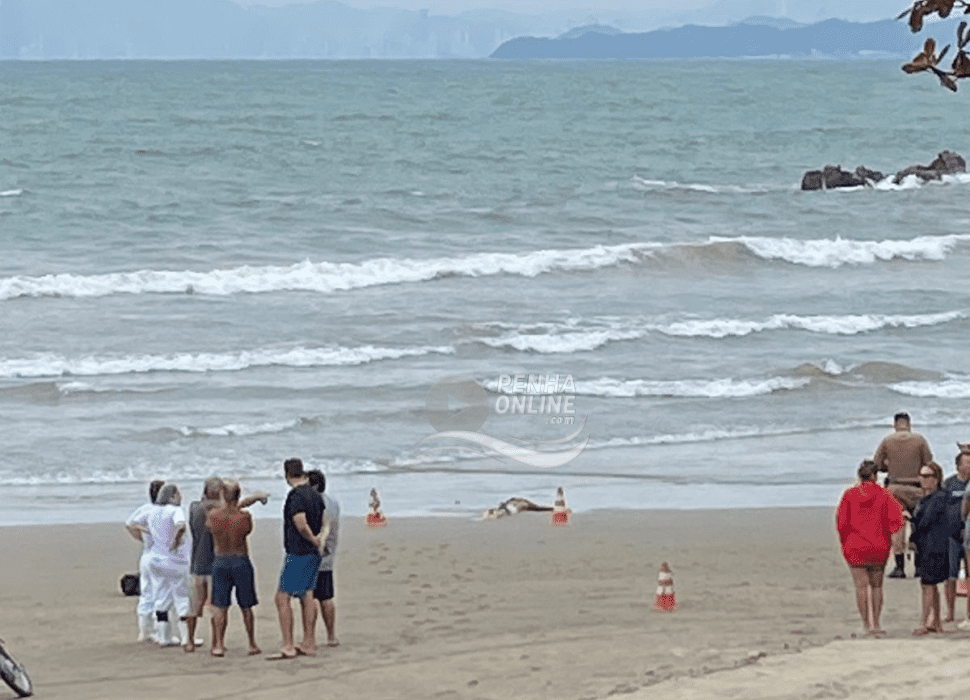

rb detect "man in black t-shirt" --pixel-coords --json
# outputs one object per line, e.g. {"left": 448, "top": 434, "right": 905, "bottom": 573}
{"left": 268, "top": 458, "right": 324, "bottom": 660}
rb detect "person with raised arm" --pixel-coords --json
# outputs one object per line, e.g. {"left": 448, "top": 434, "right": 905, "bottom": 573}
{"left": 206, "top": 479, "right": 262, "bottom": 657}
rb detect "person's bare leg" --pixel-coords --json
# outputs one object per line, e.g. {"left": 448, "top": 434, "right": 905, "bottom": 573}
{"left": 848, "top": 566, "right": 871, "bottom": 631}
{"left": 274, "top": 590, "right": 297, "bottom": 656}
{"left": 931, "top": 586, "right": 943, "bottom": 632}
{"left": 241, "top": 607, "right": 260, "bottom": 655}
{"left": 944, "top": 579, "right": 957, "bottom": 622}
{"left": 867, "top": 569, "right": 885, "bottom": 633}
{"left": 321, "top": 599, "right": 338, "bottom": 646}
{"left": 211, "top": 607, "right": 228, "bottom": 656}
{"left": 185, "top": 616, "right": 198, "bottom": 653}
{"left": 891, "top": 527, "right": 905, "bottom": 557}
{"left": 298, "top": 591, "right": 317, "bottom": 655}
{"left": 915, "top": 584, "right": 934, "bottom": 634}
{"left": 185, "top": 578, "right": 206, "bottom": 652}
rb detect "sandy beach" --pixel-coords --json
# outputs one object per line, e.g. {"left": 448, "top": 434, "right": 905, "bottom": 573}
{"left": 3, "top": 506, "right": 970, "bottom": 700}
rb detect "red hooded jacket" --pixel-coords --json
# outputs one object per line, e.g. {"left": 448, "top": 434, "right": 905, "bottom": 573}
{"left": 836, "top": 481, "right": 904, "bottom": 567}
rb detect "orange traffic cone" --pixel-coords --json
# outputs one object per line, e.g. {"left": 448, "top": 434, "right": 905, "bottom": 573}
{"left": 552, "top": 486, "right": 569, "bottom": 526}
{"left": 653, "top": 562, "right": 676, "bottom": 612}
{"left": 367, "top": 487, "right": 387, "bottom": 528}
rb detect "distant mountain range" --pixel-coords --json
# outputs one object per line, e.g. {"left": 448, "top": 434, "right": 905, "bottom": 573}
{"left": 0, "top": 0, "right": 957, "bottom": 61}
{"left": 491, "top": 17, "right": 960, "bottom": 60}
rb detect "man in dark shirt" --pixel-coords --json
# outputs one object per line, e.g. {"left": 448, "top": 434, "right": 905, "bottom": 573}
{"left": 268, "top": 458, "right": 324, "bottom": 660}
{"left": 942, "top": 452, "right": 970, "bottom": 622}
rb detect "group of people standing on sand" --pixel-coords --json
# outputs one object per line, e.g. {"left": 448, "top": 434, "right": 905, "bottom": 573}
{"left": 837, "top": 411, "right": 970, "bottom": 636}
{"left": 124, "top": 457, "right": 340, "bottom": 659}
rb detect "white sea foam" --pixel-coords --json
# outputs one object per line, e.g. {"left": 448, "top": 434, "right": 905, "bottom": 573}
{"left": 889, "top": 379, "right": 970, "bottom": 398}
{"left": 577, "top": 376, "right": 809, "bottom": 399}
{"left": 0, "top": 189, "right": 23, "bottom": 197}
{"left": 178, "top": 419, "right": 301, "bottom": 438}
{"left": 0, "top": 344, "right": 454, "bottom": 378}
{"left": 477, "top": 328, "right": 644, "bottom": 353}
{"left": 717, "top": 234, "right": 970, "bottom": 268}
{"left": 0, "top": 455, "right": 381, "bottom": 486}
{"left": 655, "top": 311, "right": 964, "bottom": 338}
{"left": 467, "top": 311, "right": 963, "bottom": 355}
{"left": 0, "top": 243, "right": 657, "bottom": 300}
{"left": 631, "top": 175, "right": 772, "bottom": 194}
{"left": 870, "top": 172, "right": 970, "bottom": 191}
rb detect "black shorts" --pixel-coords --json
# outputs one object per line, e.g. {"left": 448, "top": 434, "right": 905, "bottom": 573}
{"left": 211, "top": 555, "right": 259, "bottom": 609}
{"left": 920, "top": 552, "right": 948, "bottom": 586}
{"left": 313, "top": 570, "right": 334, "bottom": 601}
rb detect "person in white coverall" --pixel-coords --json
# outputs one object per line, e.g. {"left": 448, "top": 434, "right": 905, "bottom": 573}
{"left": 125, "top": 479, "right": 166, "bottom": 642}
{"left": 128, "top": 482, "right": 193, "bottom": 646}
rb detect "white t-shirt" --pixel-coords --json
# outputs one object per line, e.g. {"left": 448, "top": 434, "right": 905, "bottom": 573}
{"left": 125, "top": 502, "right": 157, "bottom": 553}
{"left": 147, "top": 504, "right": 190, "bottom": 565}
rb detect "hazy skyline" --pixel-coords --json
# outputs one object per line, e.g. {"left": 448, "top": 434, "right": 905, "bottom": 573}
{"left": 231, "top": 0, "right": 909, "bottom": 22}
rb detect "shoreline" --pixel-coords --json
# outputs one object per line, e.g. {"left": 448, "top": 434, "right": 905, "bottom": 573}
{"left": 6, "top": 505, "right": 967, "bottom": 700}
{"left": 0, "top": 503, "right": 842, "bottom": 528}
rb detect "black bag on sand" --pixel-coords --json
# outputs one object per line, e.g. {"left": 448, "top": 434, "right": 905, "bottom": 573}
{"left": 120, "top": 573, "right": 140, "bottom": 597}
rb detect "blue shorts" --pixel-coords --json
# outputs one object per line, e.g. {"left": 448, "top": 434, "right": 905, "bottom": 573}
{"left": 949, "top": 538, "right": 965, "bottom": 580}
{"left": 279, "top": 553, "right": 321, "bottom": 597}
{"left": 211, "top": 555, "right": 258, "bottom": 609}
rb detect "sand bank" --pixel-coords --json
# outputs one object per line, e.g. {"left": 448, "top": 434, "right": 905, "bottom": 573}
{"left": 1, "top": 507, "right": 965, "bottom": 700}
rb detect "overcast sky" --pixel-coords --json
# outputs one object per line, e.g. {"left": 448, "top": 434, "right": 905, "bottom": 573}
{"left": 231, "top": 0, "right": 908, "bottom": 20}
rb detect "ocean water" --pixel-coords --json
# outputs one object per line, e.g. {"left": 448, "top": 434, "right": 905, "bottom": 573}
{"left": 2, "top": 59, "right": 970, "bottom": 526}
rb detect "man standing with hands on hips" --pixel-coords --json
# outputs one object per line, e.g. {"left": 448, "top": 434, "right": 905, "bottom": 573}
{"left": 268, "top": 458, "right": 324, "bottom": 660}
{"left": 873, "top": 412, "right": 933, "bottom": 579}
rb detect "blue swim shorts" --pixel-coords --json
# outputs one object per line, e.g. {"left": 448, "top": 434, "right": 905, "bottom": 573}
{"left": 278, "top": 553, "right": 322, "bottom": 597}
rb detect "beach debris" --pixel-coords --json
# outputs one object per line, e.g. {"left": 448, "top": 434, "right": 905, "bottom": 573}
{"left": 366, "top": 487, "right": 387, "bottom": 527}
{"left": 481, "top": 496, "right": 553, "bottom": 519}
{"left": 120, "top": 572, "right": 140, "bottom": 597}
{"left": 653, "top": 562, "right": 677, "bottom": 612}
{"left": 552, "top": 486, "right": 569, "bottom": 526}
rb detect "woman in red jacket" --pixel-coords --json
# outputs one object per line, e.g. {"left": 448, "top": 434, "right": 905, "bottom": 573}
{"left": 836, "top": 459, "right": 904, "bottom": 635}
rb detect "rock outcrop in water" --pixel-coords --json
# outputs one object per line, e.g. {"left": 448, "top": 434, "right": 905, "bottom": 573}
{"left": 801, "top": 150, "right": 965, "bottom": 190}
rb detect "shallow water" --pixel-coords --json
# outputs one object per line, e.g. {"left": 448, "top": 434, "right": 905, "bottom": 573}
{"left": 1, "top": 59, "right": 969, "bottom": 524}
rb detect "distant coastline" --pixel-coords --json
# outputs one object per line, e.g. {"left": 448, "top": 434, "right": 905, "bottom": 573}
{"left": 490, "top": 17, "right": 961, "bottom": 60}
{"left": 0, "top": 0, "right": 962, "bottom": 61}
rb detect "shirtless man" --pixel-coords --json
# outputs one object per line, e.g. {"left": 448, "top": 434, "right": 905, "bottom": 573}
{"left": 873, "top": 412, "right": 934, "bottom": 578}
{"left": 206, "top": 479, "right": 260, "bottom": 657}
{"left": 186, "top": 478, "right": 268, "bottom": 652}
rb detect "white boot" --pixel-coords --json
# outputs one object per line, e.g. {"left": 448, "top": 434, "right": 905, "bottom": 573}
{"left": 177, "top": 620, "right": 189, "bottom": 647}
{"left": 137, "top": 614, "right": 154, "bottom": 642}
{"left": 156, "top": 620, "right": 178, "bottom": 647}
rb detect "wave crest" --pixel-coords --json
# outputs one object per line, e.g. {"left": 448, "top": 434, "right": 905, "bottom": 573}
{"left": 0, "top": 344, "right": 453, "bottom": 378}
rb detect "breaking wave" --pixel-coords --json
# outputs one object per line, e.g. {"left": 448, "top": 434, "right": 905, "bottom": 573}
{"left": 469, "top": 311, "right": 964, "bottom": 353}
{"left": 0, "top": 344, "right": 454, "bottom": 378}
{"left": 6, "top": 232, "right": 970, "bottom": 302}
{"left": 717, "top": 234, "right": 970, "bottom": 268}
{"left": 577, "top": 376, "right": 809, "bottom": 399}
{"left": 0, "top": 243, "right": 657, "bottom": 300}
{"left": 889, "top": 377, "right": 970, "bottom": 399}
